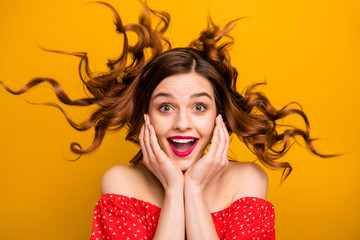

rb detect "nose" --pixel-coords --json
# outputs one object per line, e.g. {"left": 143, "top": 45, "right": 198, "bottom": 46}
{"left": 173, "top": 110, "right": 192, "bottom": 131}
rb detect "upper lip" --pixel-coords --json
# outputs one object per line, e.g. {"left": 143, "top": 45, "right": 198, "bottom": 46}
{"left": 168, "top": 136, "right": 198, "bottom": 140}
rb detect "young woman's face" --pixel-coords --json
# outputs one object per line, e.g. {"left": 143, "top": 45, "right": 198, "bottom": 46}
{"left": 148, "top": 72, "right": 217, "bottom": 171}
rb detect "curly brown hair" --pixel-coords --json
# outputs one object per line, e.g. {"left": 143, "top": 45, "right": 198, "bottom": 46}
{"left": 0, "top": 1, "right": 334, "bottom": 181}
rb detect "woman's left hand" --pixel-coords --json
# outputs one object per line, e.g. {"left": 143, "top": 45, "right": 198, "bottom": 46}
{"left": 184, "top": 114, "right": 230, "bottom": 190}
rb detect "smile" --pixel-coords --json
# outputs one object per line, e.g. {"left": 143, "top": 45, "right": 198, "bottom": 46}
{"left": 167, "top": 136, "right": 199, "bottom": 157}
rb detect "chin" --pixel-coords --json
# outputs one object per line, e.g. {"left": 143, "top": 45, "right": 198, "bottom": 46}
{"left": 173, "top": 159, "right": 195, "bottom": 172}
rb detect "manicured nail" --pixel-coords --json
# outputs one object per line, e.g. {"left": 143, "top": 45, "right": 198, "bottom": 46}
{"left": 219, "top": 114, "right": 223, "bottom": 122}
{"left": 144, "top": 114, "right": 147, "bottom": 122}
{"left": 147, "top": 124, "right": 151, "bottom": 130}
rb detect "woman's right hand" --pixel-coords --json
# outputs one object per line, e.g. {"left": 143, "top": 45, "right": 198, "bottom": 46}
{"left": 139, "top": 114, "right": 184, "bottom": 192}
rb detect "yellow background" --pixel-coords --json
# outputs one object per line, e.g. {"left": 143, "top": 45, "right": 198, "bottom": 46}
{"left": 0, "top": 0, "right": 359, "bottom": 239}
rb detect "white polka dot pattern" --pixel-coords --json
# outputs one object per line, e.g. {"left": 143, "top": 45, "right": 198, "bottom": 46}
{"left": 211, "top": 197, "right": 275, "bottom": 239}
{"left": 90, "top": 193, "right": 275, "bottom": 239}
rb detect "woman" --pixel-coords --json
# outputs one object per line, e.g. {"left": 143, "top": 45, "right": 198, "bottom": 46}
{"left": 0, "top": 1, "right": 331, "bottom": 239}
{"left": 92, "top": 47, "right": 275, "bottom": 239}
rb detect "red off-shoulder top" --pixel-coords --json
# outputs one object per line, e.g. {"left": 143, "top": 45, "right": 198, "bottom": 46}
{"left": 90, "top": 193, "right": 275, "bottom": 240}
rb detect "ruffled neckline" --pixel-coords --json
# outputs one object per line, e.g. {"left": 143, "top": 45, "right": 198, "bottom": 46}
{"left": 100, "top": 193, "right": 274, "bottom": 215}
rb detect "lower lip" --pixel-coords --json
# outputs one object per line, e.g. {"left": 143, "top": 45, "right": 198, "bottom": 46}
{"left": 168, "top": 140, "right": 198, "bottom": 157}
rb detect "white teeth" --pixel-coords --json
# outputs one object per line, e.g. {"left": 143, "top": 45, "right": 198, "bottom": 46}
{"left": 171, "top": 139, "right": 195, "bottom": 143}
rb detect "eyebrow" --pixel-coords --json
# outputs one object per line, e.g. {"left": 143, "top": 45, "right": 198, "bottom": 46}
{"left": 152, "top": 92, "right": 213, "bottom": 100}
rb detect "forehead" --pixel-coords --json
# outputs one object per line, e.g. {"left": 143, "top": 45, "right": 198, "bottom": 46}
{"left": 151, "top": 72, "right": 214, "bottom": 99}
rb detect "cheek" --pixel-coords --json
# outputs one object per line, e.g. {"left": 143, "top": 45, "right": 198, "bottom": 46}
{"left": 149, "top": 115, "right": 169, "bottom": 138}
{"left": 196, "top": 117, "right": 215, "bottom": 140}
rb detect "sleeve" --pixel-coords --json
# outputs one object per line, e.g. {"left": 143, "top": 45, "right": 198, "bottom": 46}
{"left": 224, "top": 197, "right": 275, "bottom": 240}
{"left": 90, "top": 194, "right": 155, "bottom": 240}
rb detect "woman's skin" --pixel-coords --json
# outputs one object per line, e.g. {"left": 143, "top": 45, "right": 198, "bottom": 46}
{"left": 100, "top": 72, "right": 269, "bottom": 240}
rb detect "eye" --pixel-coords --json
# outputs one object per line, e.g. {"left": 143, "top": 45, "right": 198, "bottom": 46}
{"left": 193, "top": 103, "right": 207, "bottom": 112}
{"left": 159, "top": 104, "right": 173, "bottom": 112}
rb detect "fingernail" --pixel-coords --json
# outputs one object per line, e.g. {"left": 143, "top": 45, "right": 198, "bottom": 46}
{"left": 144, "top": 114, "right": 147, "bottom": 122}
{"left": 219, "top": 114, "right": 223, "bottom": 122}
{"left": 147, "top": 124, "right": 151, "bottom": 130}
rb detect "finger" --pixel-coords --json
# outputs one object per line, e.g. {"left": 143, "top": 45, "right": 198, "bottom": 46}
{"left": 146, "top": 114, "right": 171, "bottom": 161}
{"left": 204, "top": 115, "right": 221, "bottom": 160}
{"left": 219, "top": 116, "right": 230, "bottom": 166}
{"left": 214, "top": 115, "right": 226, "bottom": 163}
{"left": 139, "top": 121, "right": 144, "bottom": 144}
{"left": 148, "top": 123, "right": 168, "bottom": 163}
{"left": 219, "top": 115, "right": 229, "bottom": 138}
{"left": 139, "top": 123, "right": 145, "bottom": 152}
{"left": 144, "top": 115, "right": 156, "bottom": 167}
{"left": 218, "top": 115, "right": 228, "bottom": 147}
{"left": 212, "top": 115, "right": 229, "bottom": 170}
{"left": 139, "top": 124, "right": 150, "bottom": 164}
{"left": 140, "top": 120, "right": 153, "bottom": 172}
{"left": 222, "top": 117, "right": 230, "bottom": 150}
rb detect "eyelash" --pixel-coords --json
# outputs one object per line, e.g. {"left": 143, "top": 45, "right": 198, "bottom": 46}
{"left": 158, "top": 103, "right": 208, "bottom": 112}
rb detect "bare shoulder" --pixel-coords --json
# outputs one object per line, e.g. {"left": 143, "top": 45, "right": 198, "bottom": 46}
{"left": 223, "top": 161, "right": 269, "bottom": 201}
{"left": 100, "top": 164, "right": 144, "bottom": 196}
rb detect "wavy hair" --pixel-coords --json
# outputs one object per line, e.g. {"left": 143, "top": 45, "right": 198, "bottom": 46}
{"left": 0, "top": 1, "right": 334, "bottom": 181}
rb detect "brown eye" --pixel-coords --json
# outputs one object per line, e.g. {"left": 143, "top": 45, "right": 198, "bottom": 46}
{"left": 194, "top": 103, "right": 207, "bottom": 112}
{"left": 159, "top": 104, "right": 172, "bottom": 112}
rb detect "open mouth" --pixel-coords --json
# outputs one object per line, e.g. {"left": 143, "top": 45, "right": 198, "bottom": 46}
{"left": 167, "top": 136, "right": 199, "bottom": 157}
